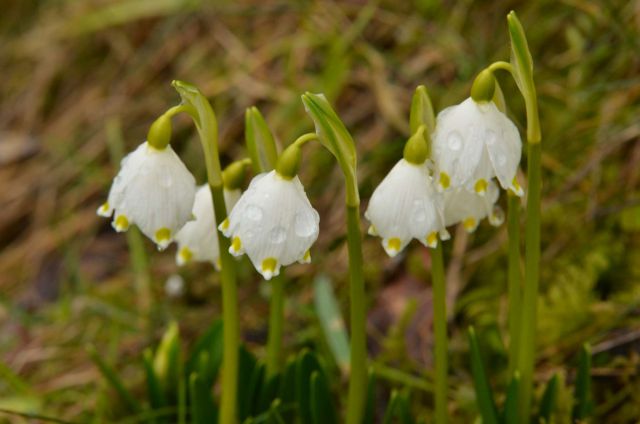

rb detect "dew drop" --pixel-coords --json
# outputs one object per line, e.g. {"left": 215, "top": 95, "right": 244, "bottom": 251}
{"left": 245, "top": 204, "right": 263, "bottom": 221}
{"left": 484, "top": 129, "right": 497, "bottom": 145}
{"left": 447, "top": 131, "right": 463, "bottom": 151}
{"left": 269, "top": 227, "right": 287, "bottom": 244}
{"left": 497, "top": 154, "right": 507, "bottom": 166}
{"left": 412, "top": 200, "right": 427, "bottom": 223}
{"left": 294, "top": 212, "right": 317, "bottom": 237}
{"left": 160, "top": 174, "right": 173, "bottom": 188}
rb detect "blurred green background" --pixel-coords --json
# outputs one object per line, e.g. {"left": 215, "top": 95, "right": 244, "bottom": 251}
{"left": 1, "top": 0, "right": 639, "bottom": 422}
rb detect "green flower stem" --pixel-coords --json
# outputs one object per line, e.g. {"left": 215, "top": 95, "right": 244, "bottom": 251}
{"left": 266, "top": 274, "right": 285, "bottom": 377}
{"left": 517, "top": 141, "right": 541, "bottom": 419}
{"left": 346, "top": 203, "right": 367, "bottom": 424}
{"left": 431, "top": 243, "right": 448, "bottom": 424}
{"left": 171, "top": 81, "right": 238, "bottom": 424}
{"left": 488, "top": 50, "right": 541, "bottom": 418}
{"left": 507, "top": 192, "right": 521, "bottom": 378}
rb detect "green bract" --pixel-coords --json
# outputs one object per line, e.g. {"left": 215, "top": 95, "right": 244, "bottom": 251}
{"left": 508, "top": 11, "right": 540, "bottom": 144}
{"left": 245, "top": 106, "right": 279, "bottom": 173}
{"left": 301, "top": 92, "right": 359, "bottom": 205}
{"left": 172, "top": 80, "right": 223, "bottom": 186}
{"left": 409, "top": 85, "right": 436, "bottom": 135}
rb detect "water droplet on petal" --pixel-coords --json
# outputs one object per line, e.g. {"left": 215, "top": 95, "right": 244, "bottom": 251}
{"left": 269, "top": 227, "right": 286, "bottom": 243}
{"left": 245, "top": 204, "right": 263, "bottom": 221}
{"left": 484, "top": 129, "right": 497, "bottom": 145}
{"left": 497, "top": 154, "right": 507, "bottom": 166}
{"left": 294, "top": 212, "right": 317, "bottom": 237}
{"left": 412, "top": 200, "right": 427, "bottom": 222}
{"left": 447, "top": 131, "right": 463, "bottom": 151}
{"left": 160, "top": 174, "right": 173, "bottom": 188}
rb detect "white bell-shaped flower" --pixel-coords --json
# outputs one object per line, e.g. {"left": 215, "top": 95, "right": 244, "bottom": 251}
{"left": 96, "top": 141, "right": 196, "bottom": 250}
{"left": 219, "top": 170, "right": 320, "bottom": 280}
{"left": 443, "top": 180, "right": 504, "bottom": 233}
{"left": 174, "top": 185, "right": 241, "bottom": 268}
{"left": 365, "top": 159, "right": 449, "bottom": 257}
{"left": 432, "top": 97, "right": 523, "bottom": 196}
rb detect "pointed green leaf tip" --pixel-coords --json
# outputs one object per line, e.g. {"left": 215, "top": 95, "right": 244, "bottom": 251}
{"left": 245, "top": 106, "right": 278, "bottom": 173}
{"left": 301, "top": 92, "right": 356, "bottom": 172}
{"left": 301, "top": 92, "right": 360, "bottom": 205}
{"left": 471, "top": 69, "right": 496, "bottom": 103}
{"left": 409, "top": 85, "right": 436, "bottom": 134}
{"left": 147, "top": 113, "right": 172, "bottom": 149}
{"left": 275, "top": 143, "right": 301, "bottom": 179}
{"left": 507, "top": 11, "right": 535, "bottom": 100}
{"left": 153, "top": 321, "right": 180, "bottom": 396}
{"left": 403, "top": 126, "right": 429, "bottom": 164}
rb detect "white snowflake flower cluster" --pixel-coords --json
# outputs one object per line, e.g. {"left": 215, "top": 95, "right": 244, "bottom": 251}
{"left": 365, "top": 87, "right": 522, "bottom": 257}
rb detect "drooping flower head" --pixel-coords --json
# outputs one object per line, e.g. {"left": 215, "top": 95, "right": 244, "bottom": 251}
{"left": 365, "top": 128, "right": 448, "bottom": 257}
{"left": 432, "top": 71, "right": 523, "bottom": 196}
{"left": 219, "top": 145, "right": 320, "bottom": 280}
{"left": 97, "top": 140, "right": 196, "bottom": 250}
{"left": 174, "top": 185, "right": 241, "bottom": 268}
{"left": 443, "top": 181, "right": 504, "bottom": 233}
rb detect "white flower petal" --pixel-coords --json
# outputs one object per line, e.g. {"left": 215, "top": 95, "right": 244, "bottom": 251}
{"left": 223, "top": 171, "right": 319, "bottom": 277}
{"left": 432, "top": 98, "right": 522, "bottom": 192}
{"left": 365, "top": 159, "right": 446, "bottom": 255}
{"left": 99, "top": 142, "right": 196, "bottom": 249}
{"left": 175, "top": 185, "right": 241, "bottom": 266}
{"left": 443, "top": 180, "right": 501, "bottom": 232}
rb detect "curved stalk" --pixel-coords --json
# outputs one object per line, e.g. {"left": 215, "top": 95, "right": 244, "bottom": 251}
{"left": 171, "top": 81, "right": 239, "bottom": 424}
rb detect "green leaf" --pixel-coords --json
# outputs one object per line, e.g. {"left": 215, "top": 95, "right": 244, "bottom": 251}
{"left": 237, "top": 346, "right": 263, "bottom": 421}
{"left": 153, "top": 322, "right": 181, "bottom": 399}
{"left": 409, "top": 85, "right": 436, "bottom": 135}
{"left": 266, "top": 398, "right": 287, "bottom": 424}
{"left": 502, "top": 373, "right": 519, "bottom": 424}
{"left": 313, "top": 275, "right": 350, "bottom": 374}
{"left": 538, "top": 374, "right": 558, "bottom": 423}
{"left": 362, "top": 369, "right": 377, "bottom": 424}
{"left": 185, "top": 319, "right": 223, "bottom": 388}
{"left": 278, "top": 357, "right": 298, "bottom": 422}
{"left": 258, "top": 373, "right": 281, "bottom": 414}
{"left": 382, "top": 390, "right": 414, "bottom": 424}
{"left": 245, "top": 106, "right": 279, "bottom": 173}
{"left": 143, "top": 348, "right": 166, "bottom": 412}
{"left": 87, "top": 344, "right": 142, "bottom": 413}
{"left": 301, "top": 93, "right": 357, "bottom": 178}
{"left": 189, "top": 373, "right": 218, "bottom": 424}
{"left": 295, "top": 350, "right": 323, "bottom": 424}
{"left": 310, "top": 370, "right": 338, "bottom": 424}
{"left": 467, "top": 327, "right": 499, "bottom": 424}
{"left": 507, "top": 11, "right": 535, "bottom": 100}
{"left": 572, "top": 344, "right": 592, "bottom": 421}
